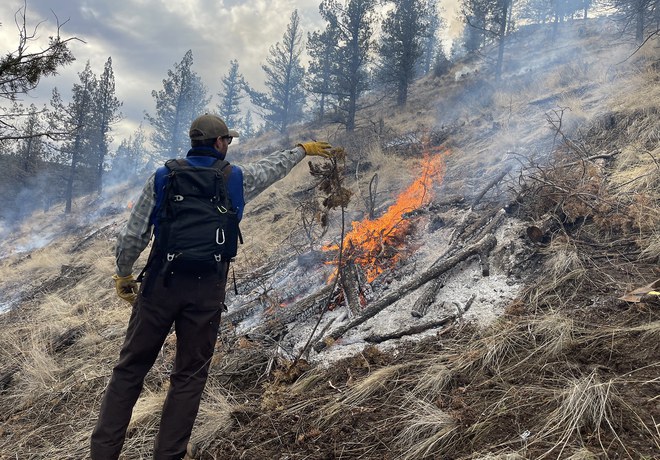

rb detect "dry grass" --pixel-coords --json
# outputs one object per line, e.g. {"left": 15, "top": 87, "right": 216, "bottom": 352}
{"left": 395, "top": 399, "right": 457, "bottom": 460}
{"left": 320, "top": 362, "right": 413, "bottom": 423}
{"left": 534, "top": 372, "right": 618, "bottom": 458}
{"left": 189, "top": 383, "right": 235, "bottom": 450}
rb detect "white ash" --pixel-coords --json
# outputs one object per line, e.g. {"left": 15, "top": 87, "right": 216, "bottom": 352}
{"left": 231, "top": 212, "right": 527, "bottom": 366}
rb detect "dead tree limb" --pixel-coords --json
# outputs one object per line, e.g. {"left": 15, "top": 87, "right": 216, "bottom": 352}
{"left": 248, "top": 284, "right": 335, "bottom": 340}
{"left": 449, "top": 211, "right": 479, "bottom": 245}
{"left": 415, "top": 209, "right": 503, "bottom": 316}
{"left": 314, "top": 234, "right": 496, "bottom": 352}
{"left": 560, "top": 151, "right": 620, "bottom": 168}
{"left": 471, "top": 166, "right": 512, "bottom": 208}
{"left": 478, "top": 251, "right": 490, "bottom": 276}
{"left": 371, "top": 294, "right": 476, "bottom": 343}
{"left": 365, "top": 313, "right": 457, "bottom": 343}
{"left": 471, "top": 208, "right": 506, "bottom": 243}
{"left": 429, "top": 195, "right": 465, "bottom": 210}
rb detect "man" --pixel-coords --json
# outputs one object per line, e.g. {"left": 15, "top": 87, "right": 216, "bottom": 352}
{"left": 91, "top": 114, "right": 333, "bottom": 460}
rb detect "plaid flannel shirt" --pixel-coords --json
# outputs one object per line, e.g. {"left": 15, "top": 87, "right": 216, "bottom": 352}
{"left": 115, "top": 146, "right": 306, "bottom": 276}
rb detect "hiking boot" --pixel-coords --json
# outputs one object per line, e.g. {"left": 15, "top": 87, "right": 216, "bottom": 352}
{"left": 183, "top": 442, "right": 198, "bottom": 459}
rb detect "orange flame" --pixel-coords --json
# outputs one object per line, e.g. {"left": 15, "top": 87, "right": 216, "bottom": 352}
{"left": 325, "top": 149, "right": 450, "bottom": 283}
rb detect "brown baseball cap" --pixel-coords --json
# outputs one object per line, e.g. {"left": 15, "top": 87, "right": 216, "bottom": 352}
{"left": 189, "top": 114, "right": 240, "bottom": 140}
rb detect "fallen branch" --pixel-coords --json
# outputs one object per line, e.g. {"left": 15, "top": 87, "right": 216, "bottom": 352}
{"left": 471, "top": 166, "right": 512, "bottom": 208}
{"left": 314, "top": 234, "right": 496, "bottom": 352}
{"left": 365, "top": 313, "right": 456, "bottom": 343}
{"left": 559, "top": 150, "right": 620, "bottom": 168}
{"left": 429, "top": 195, "right": 465, "bottom": 210}
{"left": 412, "top": 209, "right": 503, "bottom": 317}
{"left": 249, "top": 284, "right": 336, "bottom": 340}
{"left": 411, "top": 281, "right": 445, "bottom": 318}
{"left": 370, "top": 294, "right": 475, "bottom": 343}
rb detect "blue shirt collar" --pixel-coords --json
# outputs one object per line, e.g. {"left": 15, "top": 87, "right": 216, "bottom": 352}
{"left": 186, "top": 146, "right": 225, "bottom": 160}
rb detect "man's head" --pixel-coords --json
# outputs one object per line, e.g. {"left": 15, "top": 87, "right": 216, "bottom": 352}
{"left": 189, "top": 114, "right": 239, "bottom": 159}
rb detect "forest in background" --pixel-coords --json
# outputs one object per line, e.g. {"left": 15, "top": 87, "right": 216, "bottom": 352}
{"left": 1, "top": 0, "right": 657, "bottom": 229}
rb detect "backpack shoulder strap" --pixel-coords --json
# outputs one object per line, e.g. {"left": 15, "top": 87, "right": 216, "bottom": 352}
{"left": 165, "top": 158, "right": 188, "bottom": 172}
{"left": 211, "top": 159, "right": 232, "bottom": 181}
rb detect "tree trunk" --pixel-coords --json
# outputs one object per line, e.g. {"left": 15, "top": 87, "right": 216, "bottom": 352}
{"left": 495, "top": 0, "right": 510, "bottom": 81}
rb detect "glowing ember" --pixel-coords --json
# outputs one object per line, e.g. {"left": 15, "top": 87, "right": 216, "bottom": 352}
{"left": 325, "top": 149, "right": 450, "bottom": 283}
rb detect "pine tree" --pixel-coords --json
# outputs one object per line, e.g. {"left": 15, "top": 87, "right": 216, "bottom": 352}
{"left": 306, "top": 24, "right": 340, "bottom": 122}
{"left": 50, "top": 62, "right": 98, "bottom": 213}
{"left": 612, "top": 0, "right": 656, "bottom": 42}
{"left": 321, "top": 0, "right": 377, "bottom": 131}
{"left": 0, "top": 4, "right": 78, "bottom": 142}
{"left": 146, "top": 50, "right": 209, "bottom": 159}
{"left": 247, "top": 10, "right": 306, "bottom": 134}
{"left": 461, "top": 0, "right": 512, "bottom": 80}
{"left": 417, "top": 2, "right": 443, "bottom": 76}
{"left": 217, "top": 59, "right": 244, "bottom": 128}
{"left": 111, "top": 124, "right": 148, "bottom": 182}
{"left": 93, "top": 57, "right": 122, "bottom": 194}
{"left": 378, "top": 0, "right": 435, "bottom": 105}
{"left": 15, "top": 105, "right": 47, "bottom": 181}
{"left": 241, "top": 110, "right": 256, "bottom": 139}
{"left": 433, "top": 47, "right": 452, "bottom": 77}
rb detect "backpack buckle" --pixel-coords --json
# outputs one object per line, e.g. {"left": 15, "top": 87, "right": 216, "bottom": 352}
{"left": 173, "top": 195, "right": 184, "bottom": 202}
{"left": 214, "top": 254, "right": 222, "bottom": 262}
{"left": 166, "top": 253, "right": 177, "bottom": 261}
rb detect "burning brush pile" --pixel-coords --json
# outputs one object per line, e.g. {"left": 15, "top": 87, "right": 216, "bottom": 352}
{"left": 221, "top": 142, "right": 524, "bottom": 364}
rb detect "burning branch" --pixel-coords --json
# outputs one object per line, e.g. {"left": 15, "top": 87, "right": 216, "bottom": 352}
{"left": 294, "top": 149, "right": 352, "bottom": 363}
{"left": 324, "top": 151, "right": 450, "bottom": 284}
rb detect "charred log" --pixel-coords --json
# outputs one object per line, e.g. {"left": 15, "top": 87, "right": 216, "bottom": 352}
{"left": 525, "top": 215, "right": 556, "bottom": 244}
{"left": 411, "top": 279, "right": 445, "bottom": 318}
{"left": 340, "top": 260, "right": 364, "bottom": 318}
{"left": 365, "top": 313, "right": 456, "bottom": 343}
{"left": 314, "top": 234, "right": 496, "bottom": 352}
{"left": 248, "top": 284, "right": 336, "bottom": 341}
{"left": 428, "top": 195, "right": 466, "bottom": 210}
{"left": 479, "top": 250, "right": 490, "bottom": 277}
{"left": 371, "top": 294, "right": 475, "bottom": 344}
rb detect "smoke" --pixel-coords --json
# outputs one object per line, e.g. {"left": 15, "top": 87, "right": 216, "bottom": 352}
{"left": 429, "top": 15, "right": 634, "bottom": 203}
{"left": 0, "top": 169, "right": 60, "bottom": 245}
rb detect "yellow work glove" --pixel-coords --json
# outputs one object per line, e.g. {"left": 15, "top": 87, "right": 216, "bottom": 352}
{"left": 298, "top": 141, "right": 333, "bottom": 158}
{"left": 112, "top": 274, "right": 138, "bottom": 304}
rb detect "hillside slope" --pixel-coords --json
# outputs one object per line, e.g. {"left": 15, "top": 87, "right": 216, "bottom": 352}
{"left": 0, "top": 17, "right": 658, "bottom": 459}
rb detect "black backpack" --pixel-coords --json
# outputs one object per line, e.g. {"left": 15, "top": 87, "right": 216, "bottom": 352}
{"left": 153, "top": 158, "right": 241, "bottom": 273}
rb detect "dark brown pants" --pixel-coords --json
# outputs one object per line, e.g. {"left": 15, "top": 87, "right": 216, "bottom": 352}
{"left": 91, "top": 266, "right": 227, "bottom": 460}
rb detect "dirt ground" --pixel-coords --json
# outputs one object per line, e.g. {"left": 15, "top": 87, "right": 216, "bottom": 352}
{"left": 200, "top": 295, "right": 659, "bottom": 460}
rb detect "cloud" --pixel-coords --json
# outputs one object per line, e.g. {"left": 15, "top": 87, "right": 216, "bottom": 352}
{"left": 1, "top": 0, "right": 320, "bottom": 145}
{"left": 2, "top": 0, "right": 455, "bottom": 147}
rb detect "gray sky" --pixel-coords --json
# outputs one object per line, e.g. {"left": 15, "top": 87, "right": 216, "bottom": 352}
{"left": 0, "top": 0, "right": 462, "bottom": 147}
